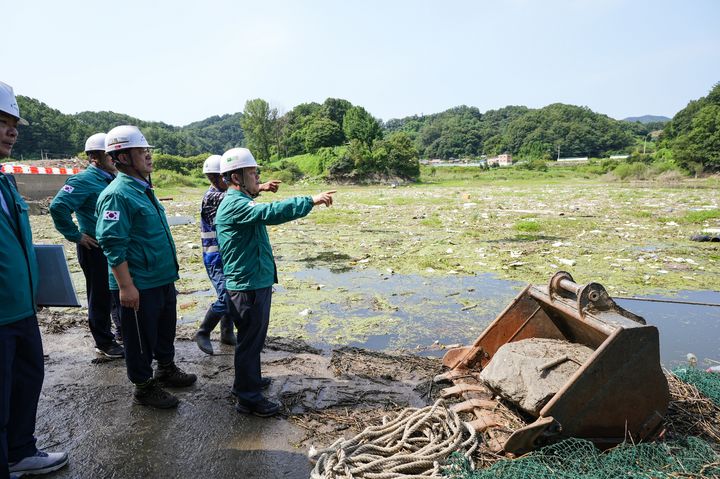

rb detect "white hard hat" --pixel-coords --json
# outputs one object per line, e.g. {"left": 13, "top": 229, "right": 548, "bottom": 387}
{"left": 84, "top": 133, "right": 107, "bottom": 152}
{"left": 202, "top": 154, "right": 223, "bottom": 174}
{"left": 220, "top": 148, "right": 257, "bottom": 174}
{"left": 105, "top": 125, "right": 153, "bottom": 153}
{"left": 0, "top": 81, "right": 29, "bottom": 126}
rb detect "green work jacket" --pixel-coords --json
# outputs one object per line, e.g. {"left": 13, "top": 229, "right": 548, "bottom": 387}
{"left": 49, "top": 164, "right": 114, "bottom": 242}
{"left": 0, "top": 173, "right": 38, "bottom": 324}
{"left": 215, "top": 189, "right": 313, "bottom": 291}
{"left": 95, "top": 173, "right": 179, "bottom": 290}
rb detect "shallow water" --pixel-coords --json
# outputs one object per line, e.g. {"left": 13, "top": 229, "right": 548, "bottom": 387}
{"left": 291, "top": 268, "right": 523, "bottom": 353}
{"left": 617, "top": 291, "right": 720, "bottom": 368}
{"left": 286, "top": 268, "right": 720, "bottom": 368}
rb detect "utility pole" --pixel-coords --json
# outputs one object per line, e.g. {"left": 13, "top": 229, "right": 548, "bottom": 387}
{"left": 556, "top": 145, "right": 560, "bottom": 160}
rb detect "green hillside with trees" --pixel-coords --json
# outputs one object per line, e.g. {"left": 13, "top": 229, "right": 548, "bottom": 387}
{"left": 7, "top": 81, "right": 719, "bottom": 181}
{"left": 12, "top": 98, "right": 244, "bottom": 159}
{"left": 385, "top": 103, "right": 654, "bottom": 160}
{"left": 660, "top": 82, "right": 720, "bottom": 172}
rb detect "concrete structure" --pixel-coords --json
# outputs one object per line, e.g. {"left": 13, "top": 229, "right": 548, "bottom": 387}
{"left": 487, "top": 154, "right": 513, "bottom": 167}
{"left": 11, "top": 173, "right": 72, "bottom": 201}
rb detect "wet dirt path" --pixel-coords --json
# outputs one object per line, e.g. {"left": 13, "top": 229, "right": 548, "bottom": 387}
{"left": 36, "top": 320, "right": 440, "bottom": 478}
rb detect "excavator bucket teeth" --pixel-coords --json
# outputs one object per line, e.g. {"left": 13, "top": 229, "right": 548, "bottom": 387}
{"left": 468, "top": 414, "right": 503, "bottom": 433}
{"left": 434, "top": 370, "right": 482, "bottom": 383}
{"left": 439, "top": 272, "right": 669, "bottom": 455}
{"left": 451, "top": 398, "right": 498, "bottom": 413}
{"left": 440, "top": 383, "right": 493, "bottom": 398}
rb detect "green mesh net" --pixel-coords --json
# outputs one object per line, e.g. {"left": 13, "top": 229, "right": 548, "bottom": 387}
{"left": 444, "top": 437, "right": 720, "bottom": 479}
{"left": 673, "top": 368, "right": 720, "bottom": 406}
{"left": 443, "top": 368, "right": 720, "bottom": 479}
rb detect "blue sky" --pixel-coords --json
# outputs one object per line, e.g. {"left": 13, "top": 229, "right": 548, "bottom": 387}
{"left": 5, "top": 0, "right": 719, "bottom": 126}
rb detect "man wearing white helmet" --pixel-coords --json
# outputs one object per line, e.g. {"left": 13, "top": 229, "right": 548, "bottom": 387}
{"left": 195, "top": 154, "right": 281, "bottom": 355}
{"left": 215, "top": 147, "right": 335, "bottom": 416}
{"left": 0, "top": 81, "right": 69, "bottom": 477}
{"left": 49, "top": 133, "right": 123, "bottom": 358}
{"left": 96, "top": 125, "right": 196, "bottom": 409}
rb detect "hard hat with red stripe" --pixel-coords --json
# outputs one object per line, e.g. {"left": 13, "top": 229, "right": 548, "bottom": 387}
{"left": 105, "top": 125, "right": 153, "bottom": 153}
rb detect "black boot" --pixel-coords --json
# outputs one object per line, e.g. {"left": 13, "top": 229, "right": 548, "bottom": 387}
{"left": 154, "top": 362, "right": 197, "bottom": 388}
{"left": 195, "top": 308, "right": 223, "bottom": 355}
{"left": 220, "top": 315, "right": 237, "bottom": 346}
{"left": 133, "top": 379, "right": 179, "bottom": 409}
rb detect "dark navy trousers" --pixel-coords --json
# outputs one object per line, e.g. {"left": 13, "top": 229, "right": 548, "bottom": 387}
{"left": 77, "top": 244, "right": 120, "bottom": 347}
{"left": 111, "top": 283, "right": 177, "bottom": 384}
{"left": 0, "top": 315, "right": 43, "bottom": 477}
{"left": 229, "top": 287, "right": 272, "bottom": 402}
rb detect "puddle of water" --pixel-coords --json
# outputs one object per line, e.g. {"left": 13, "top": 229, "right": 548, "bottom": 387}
{"left": 290, "top": 268, "right": 524, "bottom": 353}
{"left": 167, "top": 215, "right": 195, "bottom": 226}
{"left": 286, "top": 268, "right": 720, "bottom": 368}
{"left": 617, "top": 291, "right": 720, "bottom": 369}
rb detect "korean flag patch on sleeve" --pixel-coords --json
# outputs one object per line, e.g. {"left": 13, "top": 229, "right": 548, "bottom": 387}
{"left": 62, "top": 185, "right": 74, "bottom": 193}
{"left": 103, "top": 210, "right": 120, "bottom": 221}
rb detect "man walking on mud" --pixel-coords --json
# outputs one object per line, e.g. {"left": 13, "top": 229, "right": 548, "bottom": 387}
{"left": 0, "top": 81, "right": 68, "bottom": 477}
{"left": 96, "top": 125, "right": 196, "bottom": 409}
{"left": 50, "top": 132, "right": 123, "bottom": 358}
{"left": 215, "top": 147, "right": 335, "bottom": 417}
{"left": 195, "top": 154, "right": 280, "bottom": 355}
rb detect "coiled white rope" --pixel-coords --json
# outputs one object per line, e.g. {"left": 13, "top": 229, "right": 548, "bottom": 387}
{"left": 308, "top": 399, "right": 480, "bottom": 479}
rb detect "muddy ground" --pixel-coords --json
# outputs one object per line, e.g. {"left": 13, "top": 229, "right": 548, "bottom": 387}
{"left": 34, "top": 312, "right": 720, "bottom": 479}
{"left": 35, "top": 312, "right": 441, "bottom": 479}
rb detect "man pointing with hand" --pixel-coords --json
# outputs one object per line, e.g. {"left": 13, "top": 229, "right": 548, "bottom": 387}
{"left": 215, "top": 147, "right": 335, "bottom": 417}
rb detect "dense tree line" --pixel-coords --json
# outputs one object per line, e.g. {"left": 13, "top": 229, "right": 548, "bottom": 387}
{"left": 11, "top": 94, "right": 418, "bottom": 180}
{"left": 239, "top": 97, "right": 415, "bottom": 180}
{"left": 13, "top": 88, "right": 709, "bottom": 177}
{"left": 661, "top": 82, "right": 720, "bottom": 171}
{"left": 12, "top": 97, "right": 244, "bottom": 160}
{"left": 385, "top": 104, "right": 645, "bottom": 160}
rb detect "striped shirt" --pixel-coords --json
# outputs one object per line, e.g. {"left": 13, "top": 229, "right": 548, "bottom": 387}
{"left": 200, "top": 185, "right": 226, "bottom": 266}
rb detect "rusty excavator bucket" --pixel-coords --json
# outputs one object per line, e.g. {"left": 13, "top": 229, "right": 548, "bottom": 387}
{"left": 435, "top": 272, "right": 669, "bottom": 455}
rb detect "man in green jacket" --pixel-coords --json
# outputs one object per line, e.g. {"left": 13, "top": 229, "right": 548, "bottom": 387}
{"left": 50, "top": 133, "right": 123, "bottom": 358}
{"left": 96, "top": 125, "right": 196, "bottom": 409}
{"left": 216, "top": 147, "right": 335, "bottom": 417}
{"left": 0, "top": 80, "right": 68, "bottom": 478}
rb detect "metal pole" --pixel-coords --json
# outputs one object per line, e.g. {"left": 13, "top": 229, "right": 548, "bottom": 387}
{"left": 614, "top": 296, "right": 720, "bottom": 308}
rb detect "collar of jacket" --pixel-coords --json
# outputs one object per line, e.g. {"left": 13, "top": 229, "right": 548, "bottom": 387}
{"left": 87, "top": 164, "right": 115, "bottom": 181}
{"left": 226, "top": 188, "right": 253, "bottom": 201}
{"left": 116, "top": 172, "right": 150, "bottom": 192}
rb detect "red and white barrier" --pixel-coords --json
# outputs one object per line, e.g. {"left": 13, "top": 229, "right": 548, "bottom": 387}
{"left": 1, "top": 164, "right": 83, "bottom": 175}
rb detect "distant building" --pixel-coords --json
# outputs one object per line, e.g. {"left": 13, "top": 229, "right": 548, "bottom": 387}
{"left": 487, "top": 153, "right": 513, "bottom": 167}
{"left": 609, "top": 155, "right": 630, "bottom": 160}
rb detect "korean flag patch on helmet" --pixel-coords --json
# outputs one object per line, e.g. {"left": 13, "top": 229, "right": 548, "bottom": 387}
{"left": 103, "top": 210, "right": 120, "bottom": 221}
